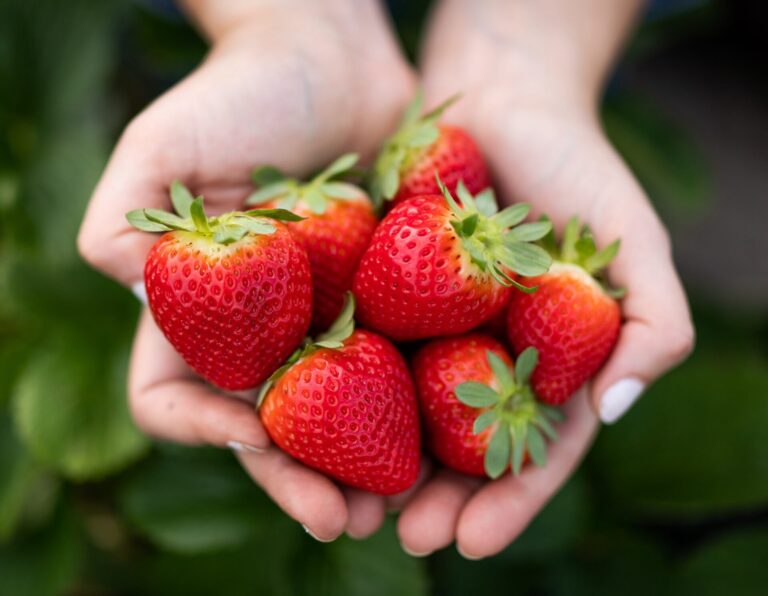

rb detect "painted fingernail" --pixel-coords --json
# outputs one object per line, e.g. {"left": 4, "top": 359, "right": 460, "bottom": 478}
{"left": 457, "top": 544, "right": 483, "bottom": 561}
{"left": 302, "top": 524, "right": 335, "bottom": 543}
{"left": 599, "top": 378, "right": 645, "bottom": 424}
{"left": 402, "top": 544, "right": 432, "bottom": 558}
{"left": 227, "top": 440, "right": 266, "bottom": 454}
{"left": 131, "top": 281, "right": 148, "bottom": 305}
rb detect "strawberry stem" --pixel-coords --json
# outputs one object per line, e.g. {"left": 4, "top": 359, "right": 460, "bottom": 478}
{"left": 436, "top": 176, "right": 553, "bottom": 288}
{"left": 455, "top": 347, "right": 564, "bottom": 478}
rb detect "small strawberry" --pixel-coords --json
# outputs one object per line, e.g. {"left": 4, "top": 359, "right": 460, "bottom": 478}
{"left": 507, "top": 218, "right": 623, "bottom": 405}
{"left": 369, "top": 93, "right": 490, "bottom": 209}
{"left": 352, "top": 179, "right": 553, "bottom": 341}
{"left": 247, "top": 154, "right": 377, "bottom": 332}
{"left": 258, "top": 295, "right": 421, "bottom": 495}
{"left": 127, "top": 181, "right": 312, "bottom": 390}
{"left": 413, "top": 334, "right": 562, "bottom": 478}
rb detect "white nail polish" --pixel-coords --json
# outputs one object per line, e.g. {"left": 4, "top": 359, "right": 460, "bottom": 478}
{"left": 457, "top": 544, "right": 483, "bottom": 561}
{"left": 599, "top": 378, "right": 645, "bottom": 424}
{"left": 402, "top": 545, "right": 432, "bottom": 558}
{"left": 131, "top": 281, "right": 148, "bottom": 305}
{"left": 227, "top": 440, "right": 266, "bottom": 454}
{"left": 302, "top": 524, "right": 335, "bottom": 543}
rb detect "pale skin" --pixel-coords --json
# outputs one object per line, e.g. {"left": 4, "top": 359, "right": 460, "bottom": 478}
{"left": 78, "top": 0, "right": 694, "bottom": 554}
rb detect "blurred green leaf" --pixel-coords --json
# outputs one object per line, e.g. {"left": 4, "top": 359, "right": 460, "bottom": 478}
{"left": 322, "top": 520, "right": 429, "bottom": 596}
{"left": 499, "top": 473, "right": 591, "bottom": 561}
{"left": 13, "top": 329, "right": 148, "bottom": 480}
{"left": 0, "top": 502, "right": 83, "bottom": 596}
{"left": 602, "top": 91, "right": 710, "bottom": 213}
{"left": 0, "top": 414, "right": 36, "bottom": 541}
{"left": 590, "top": 348, "right": 768, "bottom": 518}
{"left": 545, "top": 531, "right": 672, "bottom": 596}
{"left": 120, "top": 446, "right": 281, "bottom": 554}
{"left": 672, "top": 527, "right": 768, "bottom": 596}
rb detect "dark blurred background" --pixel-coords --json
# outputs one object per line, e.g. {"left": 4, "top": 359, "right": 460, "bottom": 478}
{"left": 1, "top": 0, "right": 766, "bottom": 594}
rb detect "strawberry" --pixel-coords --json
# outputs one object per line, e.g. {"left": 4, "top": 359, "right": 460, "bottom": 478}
{"left": 126, "top": 181, "right": 312, "bottom": 390}
{"left": 413, "top": 334, "right": 562, "bottom": 478}
{"left": 507, "top": 218, "right": 623, "bottom": 405}
{"left": 258, "top": 295, "right": 421, "bottom": 495}
{"left": 369, "top": 94, "right": 490, "bottom": 209}
{"left": 352, "top": 179, "right": 553, "bottom": 341}
{"left": 246, "top": 154, "right": 377, "bottom": 332}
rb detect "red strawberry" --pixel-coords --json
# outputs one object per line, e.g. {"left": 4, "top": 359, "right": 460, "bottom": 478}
{"left": 369, "top": 94, "right": 490, "bottom": 209}
{"left": 507, "top": 218, "right": 623, "bottom": 405}
{"left": 247, "top": 155, "right": 377, "bottom": 332}
{"left": 127, "top": 181, "right": 312, "bottom": 390}
{"left": 352, "top": 180, "right": 553, "bottom": 341}
{"left": 259, "top": 296, "right": 421, "bottom": 495}
{"left": 413, "top": 334, "right": 562, "bottom": 478}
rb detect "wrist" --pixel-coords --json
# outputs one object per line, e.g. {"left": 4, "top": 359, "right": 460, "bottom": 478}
{"left": 179, "top": 0, "right": 384, "bottom": 44}
{"left": 423, "top": 0, "right": 643, "bottom": 116}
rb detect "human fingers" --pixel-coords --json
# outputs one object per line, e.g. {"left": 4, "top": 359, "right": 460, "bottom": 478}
{"left": 344, "top": 488, "right": 387, "bottom": 539}
{"left": 454, "top": 391, "right": 598, "bottom": 559}
{"left": 236, "top": 447, "right": 349, "bottom": 542}
{"left": 397, "top": 469, "right": 482, "bottom": 557}
{"left": 128, "top": 309, "right": 269, "bottom": 450}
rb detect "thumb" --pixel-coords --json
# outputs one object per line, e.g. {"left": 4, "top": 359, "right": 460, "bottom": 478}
{"left": 590, "top": 239, "right": 695, "bottom": 424}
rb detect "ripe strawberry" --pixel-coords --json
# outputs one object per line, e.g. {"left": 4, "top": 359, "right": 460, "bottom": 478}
{"left": 507, "top": 218, "right": 623, "bottom": 405}
{"left": 369, "top": 94, "right": 490, "bottom": 209}
{"left": 352, "top": 179, "right": 553, "bottom": 341}
{"left": 413, "top": 334, "right": 562, "bottom": 478}
{"left": 258, "top": 296, "right": 421, "bottom": 495}
{"left": 127, "top": 181, "right": 312, "bottom": 390}
{"left": 247, "top": 154, "right": 377, "bottom": 332}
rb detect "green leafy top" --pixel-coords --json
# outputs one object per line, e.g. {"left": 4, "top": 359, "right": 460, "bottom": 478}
{"left": 126, "top": 180, "right": 303, "bottom": 245}
{"left": 455, "top": 347, "right": 564, "bottom": 478}
{"left": 539, "top": 216, "right": 624, "bottom": 297}
{"left": 368, "top": 92, "right": 458, "bottom": 208}
{"left": 256, "top": 293, "right": 356, "bottom": 406}
{"left": 438, "top": 178, "right": 553, "bottom": 293}
{"left": 246, "top": 154, "right": 364, "bottom": 215}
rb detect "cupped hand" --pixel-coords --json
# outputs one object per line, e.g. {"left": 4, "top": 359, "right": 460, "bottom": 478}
{"left": 396, "top": 0, "right": 694, "bottom": 558}
{"left": 78, "top": 0, "right": 415, "bottom": 542}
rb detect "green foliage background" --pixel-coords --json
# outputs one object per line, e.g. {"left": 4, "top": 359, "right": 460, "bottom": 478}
{"left": 1, "top": 1, "right": 765, "bottom": 594}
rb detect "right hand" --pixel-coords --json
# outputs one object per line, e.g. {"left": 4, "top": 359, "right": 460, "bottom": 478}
{"left": 78, "top": 0, "right": 415, "bottom": 542}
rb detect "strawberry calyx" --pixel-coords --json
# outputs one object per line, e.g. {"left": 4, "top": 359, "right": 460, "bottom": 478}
{"left": 126, "top": 180, "right": 303, "bottom": 245}
{"left": 246, "top": 154, "right": 363, "bottom": 215}
{"left": 437, "top": 177, "right": 553, "bottom": 293}
{"left": 369, "top": 92, "right": 458, "bottom": 208}
{"left": 538, "top": 216, "right": 625, "bottom": 298}
{"left": 455, "top": 347, "right": 564, "bottom": 478}
{"left": 256, "top": 292, "right": 356, "bottom": 406}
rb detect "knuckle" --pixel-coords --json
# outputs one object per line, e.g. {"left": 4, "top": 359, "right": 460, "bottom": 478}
{"left": 76, "top": 224, "right": 107, "bottom": 270}
{"left": 664, "top": 322, "right": 696, "bottom": 363}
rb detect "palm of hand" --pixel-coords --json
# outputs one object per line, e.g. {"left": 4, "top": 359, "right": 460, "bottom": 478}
{"left": 393, "top": 86, "right": 691, "bottom": 558}
{"left": 79, "top": 10, "right": 415, "bottom": 544}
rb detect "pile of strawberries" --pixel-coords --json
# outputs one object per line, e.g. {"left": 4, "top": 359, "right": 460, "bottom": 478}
{"left": 127, "top": 96, "right": 623, "bottom": 495}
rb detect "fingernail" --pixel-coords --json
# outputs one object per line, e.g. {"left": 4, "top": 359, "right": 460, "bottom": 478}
{"left": 131, "top": 281, "right": 148, "bottom": 305}
{"left": 457, "top": 544, "right": 483, "bottom": 561}
{"left": 227, "top": 440, "right": 266, "bottom": 454}
{"left": 302, "top": 524, "right": 335, "bottom": 543}
{"left": 402, "top": 544, "right": 432, "bottom": 558}
{"left": 599, "top": 378, "right": 645, "bottom": 424}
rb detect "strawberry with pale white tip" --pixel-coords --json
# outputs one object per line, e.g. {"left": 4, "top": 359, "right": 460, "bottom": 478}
{"left": 368, "top": 93, "right": 491, "bottom": 209}
{"left": 126, "top": 181, "right": 312, "bottom": 390}
{"left": 507, "top": 217, "right": 623, "bottom": 405}
{"left": 247, "top": 154, "right": 377, "bottom": 332}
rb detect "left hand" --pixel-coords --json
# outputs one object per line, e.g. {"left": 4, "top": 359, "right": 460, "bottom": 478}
{"left": 395, "top": 0, "right": 694, "bottom": 559}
